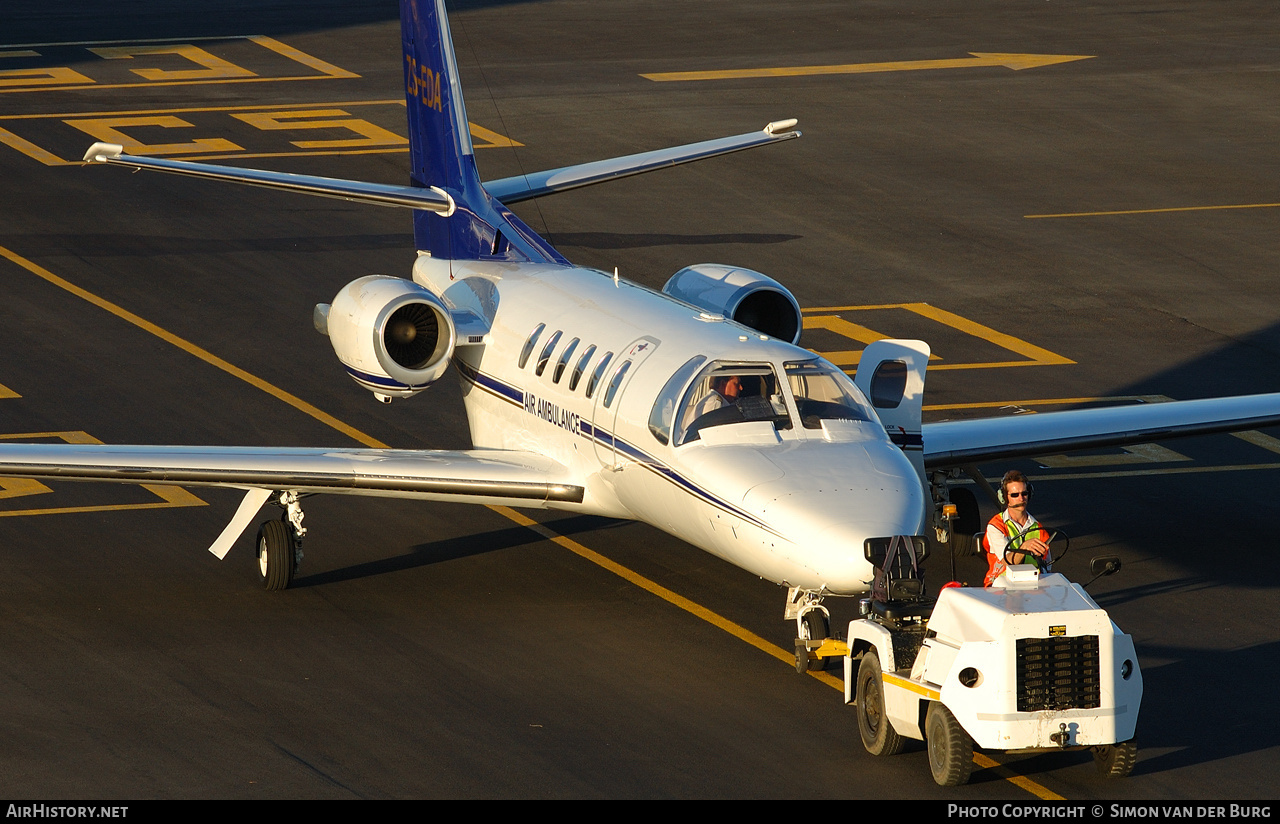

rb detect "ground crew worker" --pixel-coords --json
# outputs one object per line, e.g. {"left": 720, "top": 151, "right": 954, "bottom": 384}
{"left": 983, "top": 470, "right": 1051, "bottom": 586}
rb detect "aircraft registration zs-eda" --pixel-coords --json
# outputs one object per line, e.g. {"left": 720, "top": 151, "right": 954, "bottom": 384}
{"left": 5, "top": 0, "right": 1280, "bottom": 644}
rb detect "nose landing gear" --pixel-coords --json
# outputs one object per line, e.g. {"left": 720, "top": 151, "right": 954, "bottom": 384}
{"left": 788, "top": 588, "right": 842, "bottom": 673}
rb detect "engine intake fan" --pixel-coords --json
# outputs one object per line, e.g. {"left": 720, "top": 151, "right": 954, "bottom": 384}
{"left": 317, "top": 274, "right": 456, "bottom": 401}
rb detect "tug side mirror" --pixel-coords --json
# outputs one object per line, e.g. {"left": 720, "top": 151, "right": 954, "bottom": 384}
{"left": 1082, "top": 554, "right": 1123, "bottom": 590}
{"left": 1090, "top": 555, "right": 1122, "bottom": 577}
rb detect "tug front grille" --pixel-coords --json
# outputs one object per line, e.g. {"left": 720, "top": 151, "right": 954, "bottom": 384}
{"left": 1016, "top": 635, "right": 1100, "bottom": 712}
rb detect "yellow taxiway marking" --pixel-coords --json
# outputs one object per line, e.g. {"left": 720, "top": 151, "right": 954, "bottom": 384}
{"left": 1027, "top": 202, "right": 1280, "bottom": 219}
{"left": 804, "top": 303, "right": 1074, "bottom": 370}
{"left": 3, "top": 246, "right": 1064, "bottom": 800}
{"left": 0, "top": 483, "right": 202, "bottom": 517}
{"left": 0, "top": 101, "right": 520, "bottom": 166}
{"left": 642, "top": 53, "right": 1093, "bottom": 82}
{"left": 246, "top": 35, "right": 357, "bottom": 79}
{"left": 1232, "top": 429, "right": 1280, "bottom": 455}
{"left": 0, "top": 35, "right": 356, "bottom": 94}
{"left": 0, "top": 382, "right": 19, "bottom": 398}
{"left": 0, "top": 245, "right": 376, "bottom": 448}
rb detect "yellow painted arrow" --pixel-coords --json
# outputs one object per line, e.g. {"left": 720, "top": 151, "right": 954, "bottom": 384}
{"left": 0, "top": 478, "right": 52, "bottom": 500}
{"left": 641, "top": 52, "right": 1094, "bottom": 82}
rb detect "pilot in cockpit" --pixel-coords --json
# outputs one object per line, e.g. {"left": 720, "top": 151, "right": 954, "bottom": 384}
{"left": 693, "top": 374, "right": 743, "bottom": 418}
{"left": 677, "top": 368, "right": 786, "bottom": 444}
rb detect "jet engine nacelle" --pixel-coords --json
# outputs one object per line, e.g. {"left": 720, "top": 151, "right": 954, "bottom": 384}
{"left": 315, "top": 274, "right": 455, "bottom": 401}
{"left": 661, "top": 264, "right": 802, "bottom": 345}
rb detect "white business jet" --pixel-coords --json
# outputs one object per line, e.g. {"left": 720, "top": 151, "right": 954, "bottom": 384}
{"left": 3, "top": 0, "right": 1280, "bottom": 649}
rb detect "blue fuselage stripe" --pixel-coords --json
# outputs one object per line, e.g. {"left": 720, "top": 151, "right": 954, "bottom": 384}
{"left": 454, "top": 358, "right": 781, "bottom": 535}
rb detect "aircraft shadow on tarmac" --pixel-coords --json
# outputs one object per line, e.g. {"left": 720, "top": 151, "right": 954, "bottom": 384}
{"left": 548, "top": 232, "right": 803, "bottom": 251}
{"left": 295, "top": 515, "right": 627, "bottom": 588}
{"left": 1133, "top": 640, "right": 1280, "bottom": 773}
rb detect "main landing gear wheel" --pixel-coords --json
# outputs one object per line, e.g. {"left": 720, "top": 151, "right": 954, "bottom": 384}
{"left": 856, "top": 651, "right": 905, "bottom": 756}
{"left": 926, "top": 702, "right": 974, "bottom": 786}
{"left": 794, "top": 610, "right": 831, "bottom": 673}
{"left": 1092, "top": 740, "right": 1137, "bottom": 778}
{"left": 257, "top": 519, "right": 295, "bottom": 592}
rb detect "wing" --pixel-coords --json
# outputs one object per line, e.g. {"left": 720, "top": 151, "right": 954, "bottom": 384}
{"left": 0, "top": 443, "right": 582, "bottom": 556}
{"left": 483, "top": 120, "right": 801, "bottom": 205}
{"left": 922, "top": 392, "right": 1280, "bottom": 468}
{"left": 0, "top": 443, "right": 581, "bottom": 502}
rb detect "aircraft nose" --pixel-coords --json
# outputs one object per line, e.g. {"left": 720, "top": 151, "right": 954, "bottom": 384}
{"left": 811, "top": 484, "right": 926, "bottom": 593}
{"left": 742, "top": 440, "right": 927, "bottom": 593}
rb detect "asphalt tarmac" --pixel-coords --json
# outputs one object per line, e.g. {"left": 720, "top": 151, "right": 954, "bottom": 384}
{"left": 2, "top": 0, "right": 1279, "bottom": 800}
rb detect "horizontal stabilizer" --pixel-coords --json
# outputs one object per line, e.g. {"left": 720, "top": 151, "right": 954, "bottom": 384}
{"left": 83, "top": 142, "right": 455, "bottom": 215}
{"left": 484, "top": 120, "right": 801, "bottom": 205}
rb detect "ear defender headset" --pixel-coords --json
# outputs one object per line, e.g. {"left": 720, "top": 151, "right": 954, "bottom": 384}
{"left": 997, "top": 470, "right": 1034, "bottom": 506}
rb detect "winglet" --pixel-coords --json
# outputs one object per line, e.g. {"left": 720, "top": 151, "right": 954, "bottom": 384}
{"left": 764, "top": 118, "right": 798, "bottom": 135}
{"left": 83, "top": 142, "right": 124, "bottom": 163}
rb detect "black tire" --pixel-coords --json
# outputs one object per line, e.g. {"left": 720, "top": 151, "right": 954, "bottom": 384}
{"left": 1093, "top": 740, "right": 1137, "bottom": 778}
{"left": 257, "top": 519, "right": 295, "bottom": 592}
{"left": 856, "top": 652, "right": 906, "bottom": 756}
{"left": 925, "top": 702, "right": 974, "bottom": 786}
{"left": 800, "top": 611, "right": 830, "bottom": 672}
{"left": 950, "top": 487, "right": 981, "bottom": 536}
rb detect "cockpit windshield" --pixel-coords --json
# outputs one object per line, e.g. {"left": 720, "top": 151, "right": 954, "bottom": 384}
{"left": 674, "top": 361, "right": 792, "bottom": 445}
{"left": 784, "top": 359, "right": 876, "bottom": 429}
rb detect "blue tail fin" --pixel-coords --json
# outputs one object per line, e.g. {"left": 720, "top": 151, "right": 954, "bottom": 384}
{"left": 400, "top": 0, "right": 565, "bottom": 264}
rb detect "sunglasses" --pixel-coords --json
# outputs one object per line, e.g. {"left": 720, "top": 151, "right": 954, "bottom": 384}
{"left": 1007, "top": 490, "right": 1029, "bottom": 499}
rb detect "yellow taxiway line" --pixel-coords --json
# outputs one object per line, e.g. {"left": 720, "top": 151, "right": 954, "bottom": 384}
{"left": 1027, "top": 202, "right": 1280, "bottom": 219}
{"left": 642, "top": 53, "right": 1093, "bottom": 82}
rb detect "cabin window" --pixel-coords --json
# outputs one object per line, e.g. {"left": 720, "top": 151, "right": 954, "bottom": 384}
{"left": 648, "top": 356, "right": 706, "bottom": 445}
{"left": 518, "top": 323, "right": 545, "bottom": 369}
{"left": 602, "top": 360, "right": 632, "bottom": 408}
{"left": 535, "top": 330, "right": 562, "bottom": 377}
{"left": 570, "top": 344, "right": 597, "bottom": 391}
{"left": 554, "top": 338, "right": 579, "bottom": 384}
{"left": 585, "top": 351, "right": 614, "bottom": 399}
{"left": 784, "top": 360, "right": 875, "bottom": 429}
{"left": 675, "top": 361, "right": 791, "bottom": 446}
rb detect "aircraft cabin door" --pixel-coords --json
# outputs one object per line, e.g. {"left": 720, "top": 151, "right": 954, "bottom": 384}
{"left": 853, "top": 339, "right": 930, "bottom": 483}
{"left": 591, "top": 336, "right": 659, "bottom": 468}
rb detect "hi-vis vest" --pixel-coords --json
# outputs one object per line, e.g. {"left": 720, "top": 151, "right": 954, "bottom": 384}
{"left": 983, "top": 511, "right": 1049, "bottom": 587}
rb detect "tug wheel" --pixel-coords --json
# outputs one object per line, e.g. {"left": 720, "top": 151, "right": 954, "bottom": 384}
{"left": 257, "top": 519, "right": 295, "bottom": 592}
{"left": 1092, "top": 740, "right": 1137, "bottom": 778}
{"left": 925, "top": 702, "right": 974, "bottom": 786}
{"left": 856, "top": 652, "right": 905, "bottom": 756}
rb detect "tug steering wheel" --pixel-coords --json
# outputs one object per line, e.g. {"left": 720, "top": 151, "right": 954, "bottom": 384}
{"left": 1002, "top": 529, "right": 1069, "bottom": 570}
